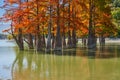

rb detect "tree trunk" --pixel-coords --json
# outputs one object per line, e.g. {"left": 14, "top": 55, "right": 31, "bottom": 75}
{"left": 99, "top": 35, "right": 105, "bottom": 46}
{"left": 46, "top": 32, "right": 51, "bottom": 51}
{"left": 10, "top": 23, "right": 24, "bottom": 51}
{"left": 42, "top": 34, "right": 46, "bottom": 48}
{"left": 35, "top": 0, "right": 42, "bottom": 51}
{"left": 54, "top": 2, "right": 62, "bottom": 51}
{"left": 62, "top": 33, "right": 66, "bottom": 48}
{"left": 17, "top": 28, "right": 24, "bottom": 50}
{"left": 82, "top": 37, "right": 87, "bottom": 46}
{"left": 52, "top": 34, "right": 55, "bottom": 49}
{"left": 67, "top": 0, "right": 72, "bottom": 48}
{"left": 46, "top": 5, "right": 52, "bottom": 52}
{"left": 88, "top": 0, "right": 96, "bottom": 49}
{"left": 67, "top": 31, "right": 72, "bottom": 48}
{"left": 54, "top": 27, "right": 62, "bottom": 50}
{"left": 36, "top": 33, "right": 42, "bottom": 51}
{"left": 34, "top": 35, "right": 37, "bottom": 48}
{"left": 13, "top": 0, "right": 24, "bottom": 50}
{"left": 12, "top": 29, "right": 24, "bottom": 51}
{"left": 28, "top": 34, "right": 34, "bottom": 49}
{"left": 71, "top": 3, "right": 77, "bottom": 48}
{"left": 26, "top": 0, "right": 34, "bottom": 49}
{"left": 62, "top": 3, "right": 66, "bottom": 48}
{"left": 72, "top": 29, "right": 77, "bottom": 48}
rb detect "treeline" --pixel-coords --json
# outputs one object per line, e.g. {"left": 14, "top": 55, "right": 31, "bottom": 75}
{"left": 0, "top": 34, "right": 7, "bottom": 39}
{"left": 1, "top": 0, "right": 117, "bottom": 52}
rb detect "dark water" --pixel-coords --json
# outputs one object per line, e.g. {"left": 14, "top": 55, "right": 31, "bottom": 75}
{"left": 0, "top": 40, "right": 120, "bottom": 80}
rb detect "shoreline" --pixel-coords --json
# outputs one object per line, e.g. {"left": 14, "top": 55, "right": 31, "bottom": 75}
{"left": 77, "top": 38, "right": 120, "bottom": 44}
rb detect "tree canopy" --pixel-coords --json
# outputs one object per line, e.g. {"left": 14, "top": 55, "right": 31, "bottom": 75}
{"left": 0, "top": 0, "right": 117, "bottom": 51}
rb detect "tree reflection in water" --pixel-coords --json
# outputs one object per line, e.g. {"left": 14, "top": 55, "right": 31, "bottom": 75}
{"left": 11, "top": 45, "right": 120, "bottom": 80}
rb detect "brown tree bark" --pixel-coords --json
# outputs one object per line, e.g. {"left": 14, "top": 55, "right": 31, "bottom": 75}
{"left": 67, "top": 0, "right": 72, "bottom": 48}
{"left": 27, "top": 34, "right": 34, "bottom": 49}
{"left": 88, "top": 0, "right": 96, "bottom": 49}
{"left": 82, "top": 37, "right": 87, "bottom": 46}
{"left": 54, "top": 1, "right": 62, "bottom": 51}
{"left": 17, "top": 29, "right": 24, "bottom": 50}
{"left": 72, "top": 29, "right": 77, "bottom": 48}
{"left": 35, "top": 0, "right": 42, "bottom": 51}
{"left": 46, "top": 5, "right": 52, "bottom": 52}
{"left": 99, "top": 34, "right": 105, "bottom": 46}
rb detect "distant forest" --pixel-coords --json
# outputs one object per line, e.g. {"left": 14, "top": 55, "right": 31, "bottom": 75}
{"left": 0, "top": 34, "right": 7, "bottom": 39}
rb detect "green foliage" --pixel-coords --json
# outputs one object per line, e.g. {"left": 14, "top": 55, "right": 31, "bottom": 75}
{"left": 116, "top": 29, "right": 120, "bottom": 37}
{"left": 95, "top": 0, "right": 106, "bottom": 11}
{"left": 113, "top": 0, "right": 120, "bottom": 7}
{"left": 112, "top": 8, "right": 120, "bottom": 20}
{"left": 111, "top": 0, "right": 120, "bottom": 37}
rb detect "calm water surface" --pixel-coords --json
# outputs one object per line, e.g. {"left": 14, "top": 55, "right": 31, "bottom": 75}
{"left": 0, "top": 40, "right": 120, "bottom": 80}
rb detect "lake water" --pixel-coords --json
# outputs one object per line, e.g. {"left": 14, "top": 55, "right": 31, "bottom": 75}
{"left": 0, "top": 40, "right": 120, "bottom": 80}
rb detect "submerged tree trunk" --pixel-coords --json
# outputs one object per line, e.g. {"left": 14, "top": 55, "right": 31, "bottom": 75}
{"left": 17, "top": 29, "right": 24, "bottom": 50}
{"left": 42, "top": 34, "right": 46, "bottom": 48}
{"left": 54, "top": 2, "right": 62, "bottom": 51}
{"left": 99, "top": 35, "right": 105, "bottom": 46}
{"left": 88, "top": 0, "right": 96, "bottom": 49}
{"left": 72, "top": 29, "right": 77, "bottom": 48}
{"left": 88, "top": 27, "right": 96, "bottom": 49}
{"left": 54, "top": 26, "right": 62, "bottom": 50}
{"left": 46, "top": 31, "right": 51, "bottom": 51}
{"left": 62, "top": 33, "right": 66, "bottom": 48}
{"left": 24, "top": 34, "right": 34, "bottom": 49}
{"left": 35, "top": 0, "right": 42, "bottom": 51}
{"left": 36, "top": 33, "right": 42, "bottom": 51}
{"left": 10, "top": 20, "right": 24, "bottom": 51}
{"left": 52, "top": 34, "right": 55, "bottom": 49}
{"left": 11, "top": 0, "right": 24, "bottom": 50}
{"left": 34, "top": 35, "right": 37, "bottom": 48}
{"left": 82, "top": 37, "right": 87, "bottom": 46}
{"left": 12, "top": 28, "right": 24, "bottom": 50}
{"left": 27, "top": 34, "right": 34, "bottom": 49}
{"left": 67, "top": 31, "right": 72, "bottom": 48}
{"left": 71, "top": 5, "right": 77, "bottom": 48}
{"left": 67, "top": 0, "right": 72, "bottom": 48}
{"left": 23, "top": 0, "right": 34, "bottom": 49}
{"left": 62, "top": 3, "right": 66, "bottom": 48}
{"left": 46, "top": 5, "right": 52, "bottom": 52}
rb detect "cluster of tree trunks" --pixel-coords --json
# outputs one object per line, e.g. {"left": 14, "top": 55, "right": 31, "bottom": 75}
{"left": 11, "top": 0, "right": 97, "bottom": 52}
{"left": 3, "top": 0, "right": 114, "bottom": 52}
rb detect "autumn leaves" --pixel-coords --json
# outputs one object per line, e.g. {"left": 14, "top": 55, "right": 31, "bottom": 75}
{"left": 1, "top": 0, "right": 116, "bottom": 51}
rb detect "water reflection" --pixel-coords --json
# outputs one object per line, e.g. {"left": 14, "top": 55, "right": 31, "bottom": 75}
{"left": 76, "top": 44, "right": 120, "bottom": 59}
{"left": 11, "top": 44, "right": 120, "bottom": 80}
{"left": 0, "top": 47, "right": 16, "bottom": 80}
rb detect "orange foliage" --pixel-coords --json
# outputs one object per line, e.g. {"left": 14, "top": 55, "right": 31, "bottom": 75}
{"left": 1, "top": 0, "right": 115, "bottom": 38}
